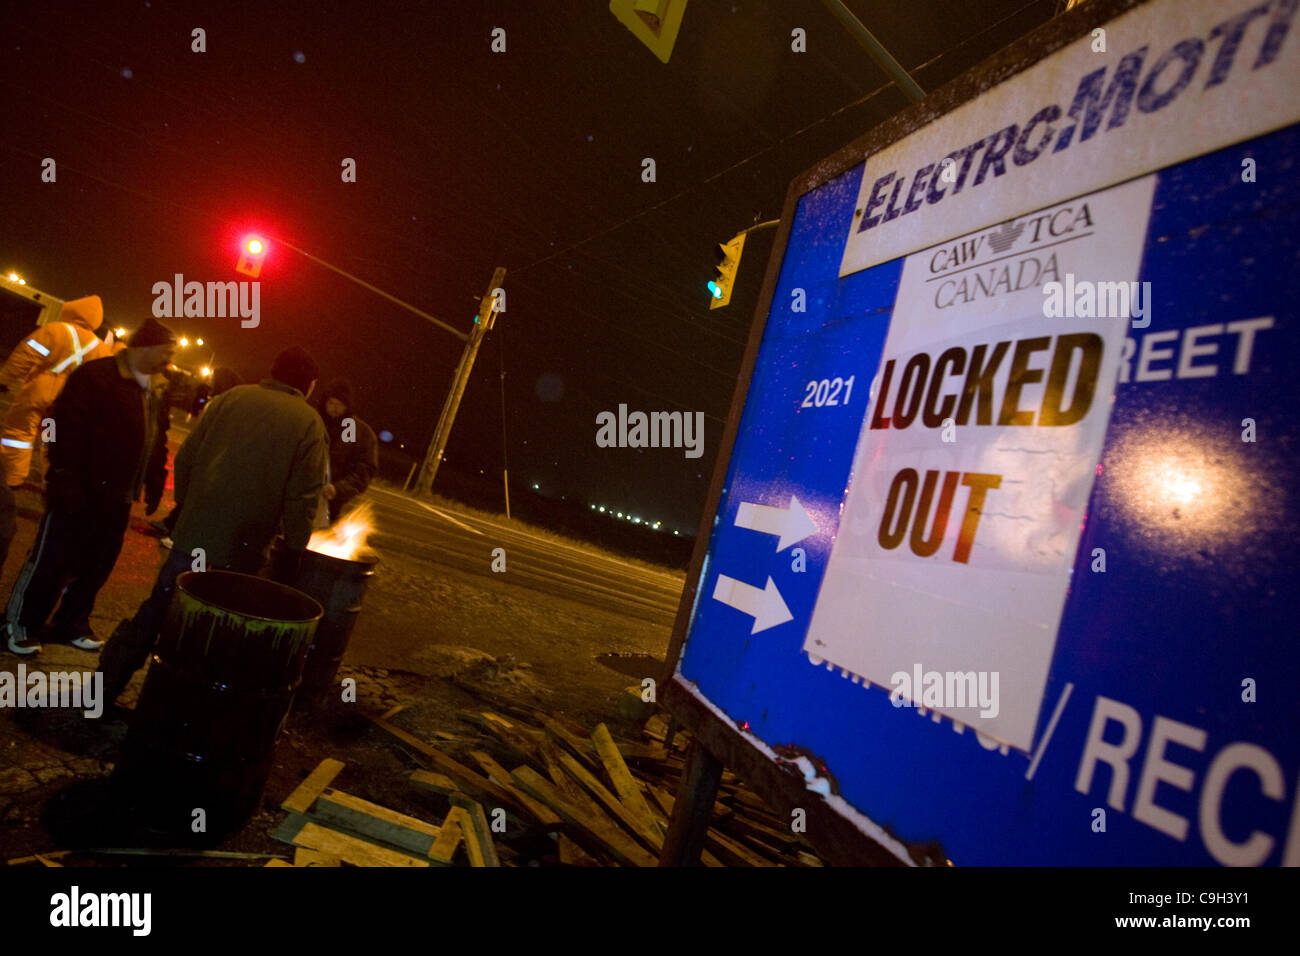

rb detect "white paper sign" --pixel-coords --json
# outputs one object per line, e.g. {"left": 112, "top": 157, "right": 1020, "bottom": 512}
{"left": 804, "top": 174, "right": 1157, "bottom": 751}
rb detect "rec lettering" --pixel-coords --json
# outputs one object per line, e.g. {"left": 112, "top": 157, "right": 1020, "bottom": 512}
{"left": 870, "top": 332, "right": 1103, "bottom": 430}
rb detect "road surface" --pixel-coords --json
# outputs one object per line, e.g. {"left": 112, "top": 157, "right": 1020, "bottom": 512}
{"left": 364, "top": 484, "right": 683, "bottom": 628}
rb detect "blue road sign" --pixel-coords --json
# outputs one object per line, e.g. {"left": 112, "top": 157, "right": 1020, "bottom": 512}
{"left": 673, "top": 0, "right": 1300, "bottom": 865}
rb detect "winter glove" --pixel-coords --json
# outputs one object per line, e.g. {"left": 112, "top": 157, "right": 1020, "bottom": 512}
{"left": 269, "top": 546, "right": 305, "bottom": 586}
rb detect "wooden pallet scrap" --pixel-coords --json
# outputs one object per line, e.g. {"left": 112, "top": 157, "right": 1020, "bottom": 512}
{"left": 275, "top": 757, "right": 449, "bottom": 867}
{"left": 510, "top": 766, "right": 658, "bottom": 867}
{"left": 365, "top": 703, "right": 826, "bottom": 868}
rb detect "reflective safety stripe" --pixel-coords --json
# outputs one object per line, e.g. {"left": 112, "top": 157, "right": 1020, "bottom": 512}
{"left": 25, "top": 339, "right": 50, "bottom": 357}
{"left": 51, "top": 325, "right": 97, "bottom": 373}
{"left": 1, "top": 439, "right": 33, "bottom": 449}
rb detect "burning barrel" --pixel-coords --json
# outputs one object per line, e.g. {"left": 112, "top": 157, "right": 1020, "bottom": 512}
{"left": 114, "top": 570, "right": 322, "bottom": 843}
{"left": 283, "top": 503, "right": 380, "bottom": 696}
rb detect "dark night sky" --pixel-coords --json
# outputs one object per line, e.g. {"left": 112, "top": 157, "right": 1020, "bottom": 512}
{"left": 1, "top": 0, "right": 1058, "bottom": 533}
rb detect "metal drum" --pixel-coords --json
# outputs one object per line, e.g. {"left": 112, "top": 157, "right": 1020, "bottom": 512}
{"left": 114, "top": 570, "right": 322, "bottom": 843}
{"left": 276, "top": 540, "right": 379, "bottom": 697}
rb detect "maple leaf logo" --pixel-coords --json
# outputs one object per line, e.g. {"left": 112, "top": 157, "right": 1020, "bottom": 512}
{"left": 986, "top": 219, "right": 1025, "bottom": 254}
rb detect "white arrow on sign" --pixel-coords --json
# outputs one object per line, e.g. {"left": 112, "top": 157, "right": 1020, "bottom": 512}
{"left": 734, "top": 495, "right": 817, "bottom": 551}
{"left": 712, "top": 574, "right": 793, "bottom": 634}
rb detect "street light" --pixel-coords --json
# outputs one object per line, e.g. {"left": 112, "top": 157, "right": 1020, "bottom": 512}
{"left": 200, "top": 366, "right": 212, "bottom": 377}
{"left": 114, "top": 326, "right": 127, "bottom": 338}
{"left": 179, "top": 337, "right": 190, "bottom": 348}
{"left": 196, "top": 338, "right": 204, "bottom": 346}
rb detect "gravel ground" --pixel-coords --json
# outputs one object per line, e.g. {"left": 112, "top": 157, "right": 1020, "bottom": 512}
{"left": 0, "top": 479, "right": 676, "bottom": 864}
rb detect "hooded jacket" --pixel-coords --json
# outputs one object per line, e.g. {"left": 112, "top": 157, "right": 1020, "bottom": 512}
{"left": 0, "top": 296, "right": 112, "bottom": 487}
{"left": 313, "top": 378, "right": 378, "bottom": 520}
{"left": 0, "top": 295, "right": 106, "bottom": 389}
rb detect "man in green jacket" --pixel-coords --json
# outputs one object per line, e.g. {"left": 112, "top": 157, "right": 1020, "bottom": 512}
{"left": 98, "top": 345, "right": 328, "bottom": 707}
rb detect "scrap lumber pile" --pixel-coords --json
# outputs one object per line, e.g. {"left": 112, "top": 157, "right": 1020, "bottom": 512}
{"left": 270, "top": 755, "right": 500, "bottom": 867}
{"left": 317, "top": 681, "right": 826, "bottom": 867}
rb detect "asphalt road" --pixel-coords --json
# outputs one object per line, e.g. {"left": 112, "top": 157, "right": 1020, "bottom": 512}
{"left": 166, "top": 415, "right": 685, "bottom": 629}
{"left": 363, "top": 484, "right": 685, "bottom": 628}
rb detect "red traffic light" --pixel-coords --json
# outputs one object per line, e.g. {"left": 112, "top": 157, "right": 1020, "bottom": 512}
{"left": 236, "top": 235, "right": 267, "bottom": 278}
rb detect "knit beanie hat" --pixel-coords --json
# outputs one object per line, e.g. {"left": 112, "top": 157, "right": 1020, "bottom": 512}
{"left": 271, "top": 346, "right": 319, "bottom": 396}
{"left": 128, "top": 317, "right": 177, "bottom": 348}
{"left": 211, "top": 366, "right": 242, "bottom": 396}
{"left": 320, "top": 378, "right": 354, "bottom": 409}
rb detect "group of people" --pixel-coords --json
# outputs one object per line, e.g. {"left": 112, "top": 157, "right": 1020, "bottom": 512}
{"left": 0, "top": 310, "right": 378, "bottom": 715}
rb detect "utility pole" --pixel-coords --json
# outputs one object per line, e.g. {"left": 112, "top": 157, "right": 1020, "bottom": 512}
{"left": 818, "top": 0, "right": 925, "bottom": 103}
{"left": 498, "top": 327, "right": 511, "bottom": 520}
{"left": 415, "top": 267, "right": 507, "bottom": 497}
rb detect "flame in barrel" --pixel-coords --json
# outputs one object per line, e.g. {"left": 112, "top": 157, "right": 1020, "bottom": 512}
{"left": 308, "top": 502, "right": 375, "bottom": 561}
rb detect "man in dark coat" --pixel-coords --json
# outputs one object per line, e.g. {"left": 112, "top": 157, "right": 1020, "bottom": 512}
{"left": 98, "top": 346, "right": 328, "bottom": 706}
{"left": 4, "top": 318, "right": 176, "bottom": 656}
{"left": 314, "top": 378, "right": 378, "bottom": 523}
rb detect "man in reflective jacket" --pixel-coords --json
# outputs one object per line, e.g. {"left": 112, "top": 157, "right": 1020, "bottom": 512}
{"left": 0, "top": 295, "right": 110, "bottom": 488}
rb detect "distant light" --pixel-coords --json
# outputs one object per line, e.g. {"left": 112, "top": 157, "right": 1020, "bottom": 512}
{"left": 178, "top": 337, "right": 190, "bottom": 347}
{"left": 708, "top": 281, "right": 722, "bottom": 299}
{"left": 599, "top": 507, "right": 605, "bottom": 513}
{"left": 196, "top": 338, "right": 204, "bottom": 346}
{"left": 617, "top": 512, "right": 623, "bottom": 518}
{"left": 673, "top": 530, "right": 679, "bottom": 535}
{"left": 293, "top": 51, "right": 306, "bottom": 63}
{"left": 17, "top": 279, "right": 25, "bottom": 285}
{"left": 247, "top": 239, "right": 263, "bottom": 255}
{"left": 6, "top": 273, "right": 17, "bottom": 281}
{"left": 200, "top": 366, "right": 212, "bottom": 377}
{"left": 533, "top": 483, "right": 539, "bottom": 490}
{"left": 379, "top": 430, "right": 393, "bottom": 443}
{"left": 114, "top": 327, "right": 127, "bottom": 337}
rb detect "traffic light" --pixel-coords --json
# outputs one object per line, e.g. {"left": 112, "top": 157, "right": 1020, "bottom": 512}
{"left": 236, "top": 235, "right": 267, "bottom": 278}
{"left": 708, "top": 232, "right": 745, "bottom": 310}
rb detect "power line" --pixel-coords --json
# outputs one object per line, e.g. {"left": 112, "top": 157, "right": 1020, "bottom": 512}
{"left": 506, "top": 272, "right": 738, "bottom": 379}
{"left": 512, "top": 0, "right": 1053, "bottom": 276}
